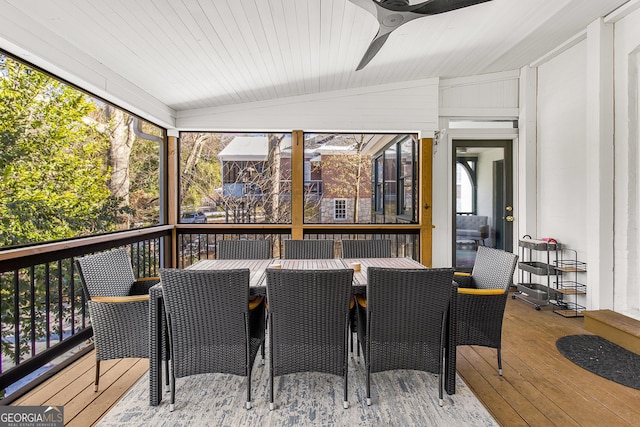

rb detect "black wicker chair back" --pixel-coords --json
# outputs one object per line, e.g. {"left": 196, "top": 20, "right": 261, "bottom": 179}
{"left": 455, "top": 246, "right": 518, "bottom": 376}
{"left": 266, "top": 268, "right": 353, "bottom": 410}
{"left": 76, "top": 248, "right": 136, "bottom": 298}
{"left": 283, "top": 239, "right": 334, "bottom": 259}
{"left": 357, "top": 267, "right": 454, "bottom": 406}
{"left": 341, "top": 239, "right": 392, "bottom": 258}
{"left": 218, "top": 239, "right": 272, "bottom": 259}
{"left": 160, "top": 268, "right": 265, "bottom": 411}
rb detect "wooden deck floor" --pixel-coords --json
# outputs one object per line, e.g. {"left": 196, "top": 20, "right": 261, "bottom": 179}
{"left": 10, "top": 295, "right": 640, "bottom": 426}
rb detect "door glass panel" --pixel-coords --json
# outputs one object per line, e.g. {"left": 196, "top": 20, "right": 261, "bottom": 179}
{"left": 454, "top": 142, "right": 512, "bottom": 271}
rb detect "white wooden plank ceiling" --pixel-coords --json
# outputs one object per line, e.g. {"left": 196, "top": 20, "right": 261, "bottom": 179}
{"left": 0, "top": 0, "right": 630, "bottom": 113}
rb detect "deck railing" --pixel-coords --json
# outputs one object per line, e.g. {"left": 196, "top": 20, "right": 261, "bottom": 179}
{"left": 0, "top": 226, "right": 172, "bottom": 401}
{"left": 0, "top": 224, "right": 420, "bottom": 401}
{"left": 176, "top": 227, "right": 420, "bottom": 267}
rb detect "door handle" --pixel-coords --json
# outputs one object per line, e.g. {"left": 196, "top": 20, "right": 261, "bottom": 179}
{"left": 506, "top": 215, "right": 514, "bottom": 222}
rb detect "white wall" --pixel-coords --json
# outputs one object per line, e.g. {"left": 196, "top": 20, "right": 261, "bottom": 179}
{"left": 537, "top": 42, "right": 588, "bottom": 246}
{"left": 535, "top": 41, "right": 588, "bottom": 306}
{"left": 613, "top": 7, "right": 640, "bottom": 318}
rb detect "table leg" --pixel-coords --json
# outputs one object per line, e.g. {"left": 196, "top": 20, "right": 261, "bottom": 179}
{"left": 149, "top": 288, "right": 163, "bottom": 405}
{"left": 445, "top": 285, "right": 457, "bottom": 395}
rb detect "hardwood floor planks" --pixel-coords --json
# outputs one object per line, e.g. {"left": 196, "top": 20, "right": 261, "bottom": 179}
{"left": 456, "top": 348, "right": 527, "bottom": 426}
{"left": 9, "top": 296, "right": 640, "bottom": 426}
{"left": 64, "top": 359, "right": 148, "bottom": 426}
{"left": 11, "top": 353, "right": 95, "bottom": 406}
{"left": 459, "top": 346, "right": 555, "bottom": 427}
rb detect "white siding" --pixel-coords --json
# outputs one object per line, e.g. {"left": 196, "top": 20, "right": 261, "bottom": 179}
{"left": 439, "top": 71, "right": 520, "bottom": 118}
{"left": 176, "top": 79, "right": 439, "bottom": 133}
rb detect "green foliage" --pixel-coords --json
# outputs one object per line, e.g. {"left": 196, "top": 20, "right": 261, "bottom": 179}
{"left": 0, "top": 56, "right": 124, "bottom": 247}
{"left": 0, "top": 55, "right": 154, "bottom": 377}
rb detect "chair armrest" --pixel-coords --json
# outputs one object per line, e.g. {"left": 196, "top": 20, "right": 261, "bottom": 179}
{"left": 92, "top": 295, "right": 150, "bottom": 303}
{"left": 137, "top": 277, "right": 161, "bottom": 282}
{"left": 453, "top": 272, "right": 474, "bottom": 288}
{"left": 457, "top": 288, "right": 504, "bottom": 295}
{"left": 249, "top": 296, "right": 264, "bottom": 310}
{"left": 355, "top": 295, "right": 367, "bottom": 308}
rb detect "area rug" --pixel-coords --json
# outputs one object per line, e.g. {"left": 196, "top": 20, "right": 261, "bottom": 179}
{"left": 98, "top": 357, "right": 497, "bottom": 426}
{"left": 556, "top": 334, "right": 640, "bottom": 390}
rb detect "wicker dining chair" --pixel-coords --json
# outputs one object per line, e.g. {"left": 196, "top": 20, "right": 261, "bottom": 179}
{"left": 218, "top": 238, "right": 272, "bottom": 360}
{"left": 341, "top": 239, "right": 392, "bottom": 258}
{"left": 159, "top": 268, "right": 265, "bottom": 411}
{"left": 283, "top": 239, "right": 334, "bottom": 259}
{"left": 454, "top": 246, "right": 518, "bottom": 376}
{"left": 75, "top": 248, "right": 161, "bottom": 392}
{"left": 266, "top": 268, "right": 353, "bottom": 410}
{"left": 218, "top": 239, "right": 272, "bottom": 259}
{"left": 340, "top": 239, "right": 392, "bottom": 359}
{"left": 356, "top": 267, "right": 454, "bottom": 406}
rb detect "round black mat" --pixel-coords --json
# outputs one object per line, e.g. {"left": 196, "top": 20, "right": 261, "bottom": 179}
{"left": 556, "top": 334, "right": 640, "bottom": 390}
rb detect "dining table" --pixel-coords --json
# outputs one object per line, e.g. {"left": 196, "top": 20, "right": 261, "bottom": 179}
{"left": 149, "top": 256, "right": 457, "bottom": 406}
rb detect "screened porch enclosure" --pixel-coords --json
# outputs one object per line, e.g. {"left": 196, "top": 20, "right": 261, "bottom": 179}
{"left": 0, "top": 54, "right": 434, "bottom": 400}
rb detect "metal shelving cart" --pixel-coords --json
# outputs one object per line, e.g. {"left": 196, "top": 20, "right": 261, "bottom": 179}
{"left": 513, "top": 236, "right": 559, "bottom": 310}
{"left": 553, "top": 248, "right": 586, "bottom": 317}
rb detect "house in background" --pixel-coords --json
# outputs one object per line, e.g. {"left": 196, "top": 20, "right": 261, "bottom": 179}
{"left": 216, "top": 133, "right": 376, "bottom": 224}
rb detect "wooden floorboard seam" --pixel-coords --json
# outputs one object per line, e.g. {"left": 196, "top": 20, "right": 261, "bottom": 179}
{"left": 8, "top": 297, "right": 640, "bottom": 427}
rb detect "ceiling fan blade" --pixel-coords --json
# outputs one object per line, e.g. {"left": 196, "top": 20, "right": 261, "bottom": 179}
{"left": 356, "top": 32, "right": 391, "bottom": 71}
{"left": 350, "top": 0, "right": 493, "bottom": 70}
{"left": 412, "top": 0, "right": 492, "bottom": 15}
{"left": 349, "top": 0, "right": 378, "bottom": 17}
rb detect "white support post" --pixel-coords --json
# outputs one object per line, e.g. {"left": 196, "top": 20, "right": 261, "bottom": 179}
{"left": 518, "top": 65, "right": 538, "bottom": 244}
{"left": 585, "top": 18, "right": 615, "bottom": 310}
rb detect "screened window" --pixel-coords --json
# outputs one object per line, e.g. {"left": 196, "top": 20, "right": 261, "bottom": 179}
{"left": 0, "top": 53, "right": 163, "bottom": 248}
{"left": 399, "top": 137, "right": 416, "bottom": 218}
{"left": 179, "top": 132, "right": 292, "bottom": 224}
{"left": 374, "top": 157, "right": 384, "bottom": 213}
{"left": 302, "top": 132, "right": 416, "bottom": 224}
{"left": 372, "top": 135, "right": 418, "bottom": 223}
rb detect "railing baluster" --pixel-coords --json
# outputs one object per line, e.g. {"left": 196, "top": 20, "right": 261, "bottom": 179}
{"left": 29, "top": 266, "right": 36, "bottom": 357}
{"left": 45, "top": 263, "right": 51, "bottom": 348}
{"left": 13, "top": 271, "right": 20, "bottom": 365}
{"left": 69, "top": 259, "right": 75, "bottom": 336}
{"left": 57, "top": 259, "right": 63, "bottom": 344}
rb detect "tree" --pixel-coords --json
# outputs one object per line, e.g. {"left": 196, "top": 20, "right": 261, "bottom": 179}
{"left": 217, "top": 134, "right": 291, "bottom": 223}
{"left": 0, "top": 56, "right": 123, "bottom": 247}
{"left": 179, "top": 132, "right": 223, "bottom": 210}
{"left": 0, "top": 55, "right": 131, "bottom": 372}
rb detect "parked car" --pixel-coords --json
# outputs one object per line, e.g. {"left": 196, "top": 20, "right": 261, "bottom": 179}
{"left": 198, "top": 205, "right": 217, "bottom": 220}
{"left": 180, "top": 211, "right": 207, "bottom": 224}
